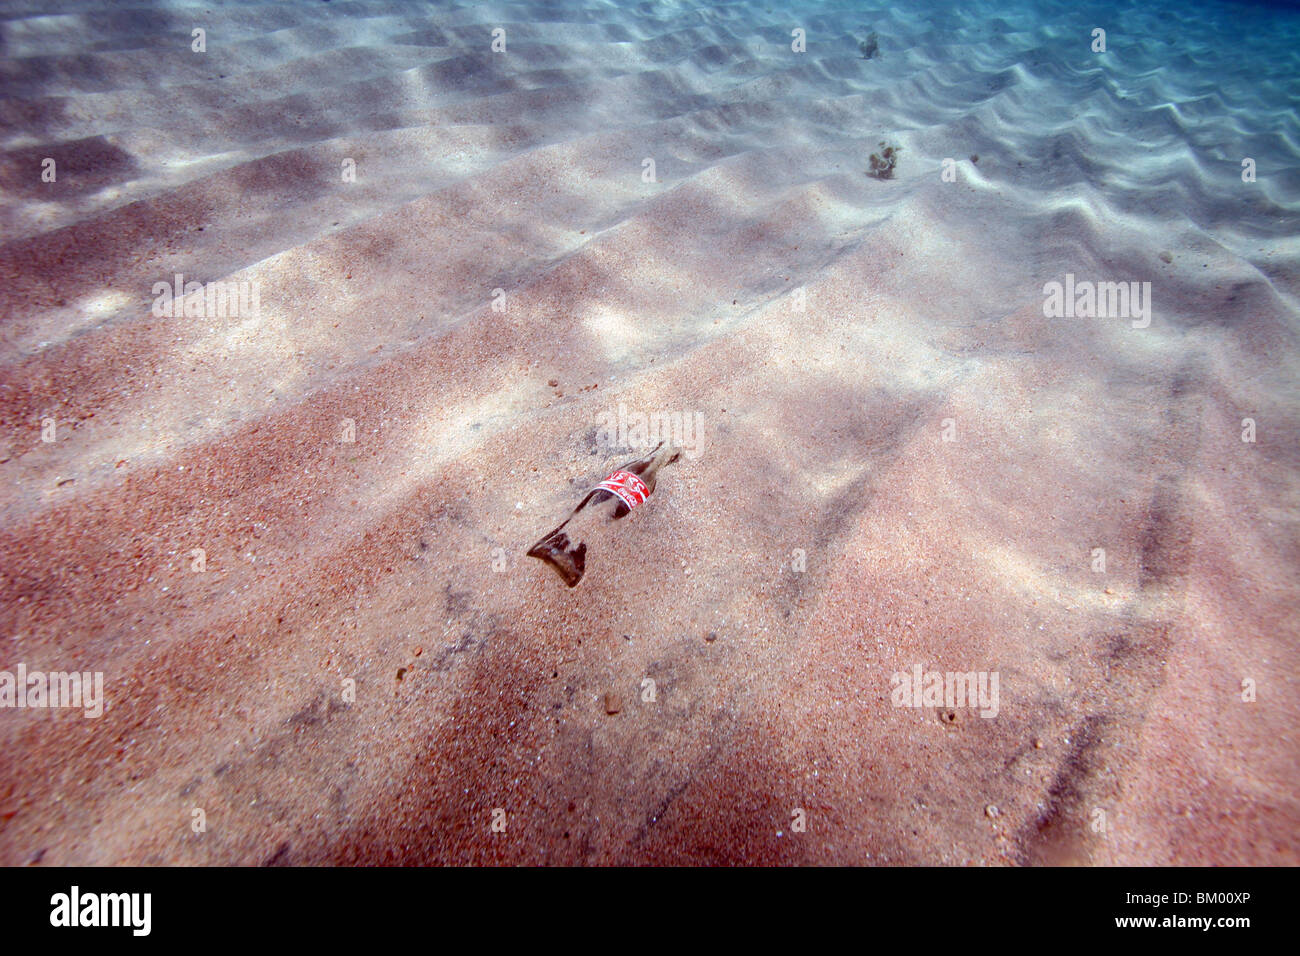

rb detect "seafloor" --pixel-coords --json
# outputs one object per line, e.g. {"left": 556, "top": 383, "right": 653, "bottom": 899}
{"left": 0, "top": 0, "right": 1297, "bottom": 864}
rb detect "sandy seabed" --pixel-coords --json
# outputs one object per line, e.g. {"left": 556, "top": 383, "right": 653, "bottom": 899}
{"left": 1, "top": 0, "right": 1298, "bottom": 865}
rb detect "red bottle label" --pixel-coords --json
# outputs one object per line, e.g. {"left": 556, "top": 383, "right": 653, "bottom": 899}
{"left": 595, "top": 470, "right": 650, "bottom": 510}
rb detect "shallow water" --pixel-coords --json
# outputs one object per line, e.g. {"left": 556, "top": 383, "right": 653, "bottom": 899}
{"left": 0, "top": 0, "right": 1297, "bottom": 865}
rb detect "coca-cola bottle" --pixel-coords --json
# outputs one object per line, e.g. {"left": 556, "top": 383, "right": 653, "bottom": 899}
{"left": 526, "top": 442, "right": 681, "bottom": 587}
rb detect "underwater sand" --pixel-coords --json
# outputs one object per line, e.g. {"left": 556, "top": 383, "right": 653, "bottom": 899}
{"left": 1, "top": 0, "right": 1298, "bottom": 864}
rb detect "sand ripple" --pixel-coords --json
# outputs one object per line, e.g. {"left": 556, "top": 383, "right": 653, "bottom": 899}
{"left": 1, "top": 0, "right": 1298, "bottom": 864}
